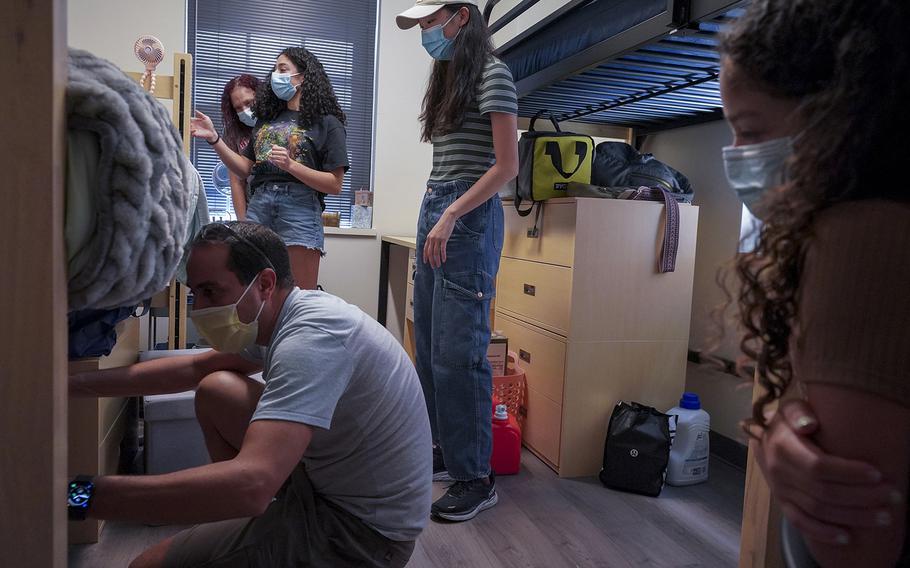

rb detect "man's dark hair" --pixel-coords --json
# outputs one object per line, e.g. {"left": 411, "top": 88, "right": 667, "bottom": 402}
{"left": 191, "top": 222, "right": 295, "bottom": 288}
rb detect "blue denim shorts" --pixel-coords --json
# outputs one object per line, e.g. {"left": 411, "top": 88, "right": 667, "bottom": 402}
{"left": 246, "top": 182, "right": 325, "bottom": 255}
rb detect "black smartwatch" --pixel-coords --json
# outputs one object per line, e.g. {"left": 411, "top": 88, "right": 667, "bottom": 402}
{"left": 67, "top": 475, "right": 95, "bottom": 521}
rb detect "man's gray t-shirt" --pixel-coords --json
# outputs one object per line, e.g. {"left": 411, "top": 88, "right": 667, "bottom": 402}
{"left": 243, "top": 289, "right": 431, "bottom": 541}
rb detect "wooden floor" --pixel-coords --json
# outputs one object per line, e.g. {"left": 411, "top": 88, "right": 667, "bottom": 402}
{"left": 70, "top": 450, "right": 744, "bottom": 567}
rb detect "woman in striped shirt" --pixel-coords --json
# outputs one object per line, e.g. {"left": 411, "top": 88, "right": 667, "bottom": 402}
{"left": 397, "top": 0, "right": 518, "bottom": 522}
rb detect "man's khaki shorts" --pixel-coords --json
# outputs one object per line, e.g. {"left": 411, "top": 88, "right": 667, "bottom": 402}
{"left": 163, "top": 466, "right": 415, "bottom": 567}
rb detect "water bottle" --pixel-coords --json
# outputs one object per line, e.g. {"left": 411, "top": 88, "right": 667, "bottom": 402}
{"left": 666, "top": 392, "right": 710, "bottom": 486}
{"left": 491, "top": 404, "right": 521, "bottom": 475}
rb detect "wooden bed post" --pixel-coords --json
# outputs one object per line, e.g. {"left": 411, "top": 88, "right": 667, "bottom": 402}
{"left": 0, "top": 0, "right": 68, "bottom": 566}
{"left": 739, "top": 375, "right": 784, "bottom": 568}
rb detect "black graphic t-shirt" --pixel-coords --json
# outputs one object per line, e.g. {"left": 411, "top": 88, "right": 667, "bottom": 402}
{"left": 242, "top": 110, "right": 348, "bottom": 193}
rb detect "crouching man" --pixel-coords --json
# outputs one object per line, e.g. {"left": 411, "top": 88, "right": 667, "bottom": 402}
{"left": 68, "top": 222, "right": 431, "bottom": 567}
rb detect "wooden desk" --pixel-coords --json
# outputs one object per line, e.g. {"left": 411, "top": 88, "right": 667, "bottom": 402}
{"left": 377, "top": 236, "right": 417, "bottom": 360}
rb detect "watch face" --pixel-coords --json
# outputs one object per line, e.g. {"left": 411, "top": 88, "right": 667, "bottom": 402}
{"left": 67, "top": 481, "right": 93, "bottom": 508}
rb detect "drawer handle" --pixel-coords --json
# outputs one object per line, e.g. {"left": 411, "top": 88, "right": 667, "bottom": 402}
{"left": 411, "top": 270, "right": 416, "bottom": 281}
{"left": 519, "top": 349, "right": 531, "bottom": 364}
{"left": 523, "top": 284, "right": 536, "bottom": 296}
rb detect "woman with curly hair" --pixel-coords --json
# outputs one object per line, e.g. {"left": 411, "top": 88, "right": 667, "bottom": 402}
{"left": 219, "top": 73, "right": 259, "bottom": 220}
{"left": 396, "top": 0, "right": 518, "bottom": 522}
{"left": 718, "top": 1, "right": 910, "bottom": 565}
{"left": 192, "top": 47, "right": 348, "bottom": 289}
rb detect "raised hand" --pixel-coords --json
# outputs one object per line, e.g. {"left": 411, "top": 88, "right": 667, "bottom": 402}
{"left": 190, "top": 110, "right": 218, "bottom": 143}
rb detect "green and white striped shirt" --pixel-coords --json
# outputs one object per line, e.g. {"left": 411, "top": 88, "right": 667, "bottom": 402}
{"left": 429, "top": 58, "right": 518, "bottom": 183}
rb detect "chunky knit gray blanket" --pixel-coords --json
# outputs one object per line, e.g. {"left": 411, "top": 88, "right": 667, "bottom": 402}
{"left": 66, "top": 48, "right": 195, "bottom": 311}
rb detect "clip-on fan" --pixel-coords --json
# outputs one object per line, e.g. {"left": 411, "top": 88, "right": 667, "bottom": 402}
{"left": 134, "top": 35, "right": 165, "bottom": 95}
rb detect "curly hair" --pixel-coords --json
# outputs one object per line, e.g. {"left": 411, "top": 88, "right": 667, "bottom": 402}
{"left": 252, "top": 47, "right": 346, "bottom": 130}
{"left": 719, "top": 0, "right": 910, "bottom": 431}
{"left": 419, "top": 4, "right": 494, "bottom": 142}
{"left": 220, "top": 74, "right": 260, "bottom": 153}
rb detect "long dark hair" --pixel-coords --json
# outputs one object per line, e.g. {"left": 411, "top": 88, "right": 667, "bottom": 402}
{"left": 419, "top": 4, "right": 494, "bottom": 142}
{"left": 718, "top": 0, "right": 910, "bottom": 431}
{"left": 220, "top": 74, "right": 260, "bottom": 153}
{"left": 252, "top": 47, "right": 346, "bottom": 129}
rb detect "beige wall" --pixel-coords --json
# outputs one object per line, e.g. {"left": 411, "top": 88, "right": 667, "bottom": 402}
{"left": 641, "top": 120, "right": 740, "bottom": 359}
{"left": 641, "top": 120, "right": 750, "bottom": 439}
{"left": 68, "top": 0, "right": 186, "bottom": 76}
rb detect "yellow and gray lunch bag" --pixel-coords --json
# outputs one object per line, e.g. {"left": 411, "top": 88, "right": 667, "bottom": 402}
{"left": 515, "top": 110, "right": 595, "bottom": 217}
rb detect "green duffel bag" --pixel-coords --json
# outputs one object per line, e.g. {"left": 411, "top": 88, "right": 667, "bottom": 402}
{"left": 516, "top": 111, "right": 595, "bottom": 218}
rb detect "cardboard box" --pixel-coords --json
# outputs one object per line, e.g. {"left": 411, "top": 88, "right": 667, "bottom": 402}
{"left": 488, "top": 331, "right": 508, "bottom": 376}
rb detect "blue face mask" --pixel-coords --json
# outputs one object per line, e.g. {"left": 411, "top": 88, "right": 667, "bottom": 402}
{"left": 422, "top": 11, "right": 461, "bottom": 61}
{"left": 270, "top": 71, "right": 301, "bottom": 101}
{"left": 722, "top": 136, "right": 793, "bottom": 220}
{"left": 237, "top": 107, "right": 257, "bottom": 127}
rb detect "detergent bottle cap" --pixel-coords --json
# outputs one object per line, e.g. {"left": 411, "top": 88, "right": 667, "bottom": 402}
{"left": 680, "top": 392, "right": 701, "bottom": 410}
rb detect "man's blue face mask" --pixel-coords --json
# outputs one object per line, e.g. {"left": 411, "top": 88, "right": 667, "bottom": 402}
{"left": 421, "top": 11, "right": 461, "bottom": 61}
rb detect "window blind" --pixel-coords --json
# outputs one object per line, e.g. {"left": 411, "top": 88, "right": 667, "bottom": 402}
{"left": 187, "top": 0, "right": 377, "bottom": 227}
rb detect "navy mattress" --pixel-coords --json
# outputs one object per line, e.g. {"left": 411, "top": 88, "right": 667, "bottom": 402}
{"left": 498, "top": 0, "right": 667, "bottom": 83}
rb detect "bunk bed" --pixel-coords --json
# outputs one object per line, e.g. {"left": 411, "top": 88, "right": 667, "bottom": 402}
{"left": 490, "top": 0, "right": 747, "bottom": 135}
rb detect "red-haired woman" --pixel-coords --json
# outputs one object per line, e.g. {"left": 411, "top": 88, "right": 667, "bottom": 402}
{"left": 220, "top": 74, "right": 259, "bottom": 219}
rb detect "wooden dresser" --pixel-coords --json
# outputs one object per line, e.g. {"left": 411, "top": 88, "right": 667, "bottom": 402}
{"left": 495, "top": 198, "right": 698, "bottom": 477}
{"left": 68, "top": 317, "right": 139, "bottom": 543}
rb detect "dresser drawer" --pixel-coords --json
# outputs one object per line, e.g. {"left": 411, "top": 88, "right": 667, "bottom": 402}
{"left": 503, "top": 200, "right": 576, "bottom": 267}
{"left": 497, "top": 257, "right": 572, "bottom": 336}
{"left": 494, "top": 310, "right": 566, "bottom": 405}
{"left": 523, "top": 386, "right": 563, "bottom": 467}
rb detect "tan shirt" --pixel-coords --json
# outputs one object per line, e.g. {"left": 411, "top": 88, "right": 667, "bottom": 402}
{"left": 792, "top": 199, "right": 910, "bottom": 407}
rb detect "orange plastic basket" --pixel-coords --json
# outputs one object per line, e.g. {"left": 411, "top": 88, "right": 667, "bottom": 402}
{"left": 493, "top": 351, "right": 527, "bottom": 430}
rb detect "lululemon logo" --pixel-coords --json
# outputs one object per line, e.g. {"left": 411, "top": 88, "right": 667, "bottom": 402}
{"left": 630, "top": 449, "right": 639, "bottom": 458}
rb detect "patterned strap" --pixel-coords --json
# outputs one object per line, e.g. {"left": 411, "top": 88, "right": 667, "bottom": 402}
{"left": 624, "top": 186, "right": 679, "bottom": 273}
{"left": 656, "top": 187, "right": 680, "bottom": 273}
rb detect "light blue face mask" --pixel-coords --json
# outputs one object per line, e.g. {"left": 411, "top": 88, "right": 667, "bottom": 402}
{"left": 237, "top": 107, "right": 257, "bottom": 127}
{"left": 270, "top": 71, "right": 301, "bottom": 101}
{"left": 422, "top": 11, "right": 461, "bottom": 61}
{"left": 722, "top": 136, "right": 793, "bottom": 220}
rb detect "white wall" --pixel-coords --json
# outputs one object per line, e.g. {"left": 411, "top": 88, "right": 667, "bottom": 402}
{"left": 641, "top": 120, "right": 751, "bottom": 440}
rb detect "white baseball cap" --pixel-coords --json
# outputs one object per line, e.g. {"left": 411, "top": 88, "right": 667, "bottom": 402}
{"left": 396, "top": 0, "right": 479, "bottom": 30}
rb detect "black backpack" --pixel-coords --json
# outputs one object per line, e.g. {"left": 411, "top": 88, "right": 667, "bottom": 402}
{"left": 599, "top": 401, "right": 675, "bottom": 497}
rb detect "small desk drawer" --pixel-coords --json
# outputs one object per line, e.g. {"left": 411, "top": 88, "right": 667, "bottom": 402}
{"left": 503, "top": 200, "right": 576, "bottom": 267}
{"left": 497, "top": 257, "right": 572, "bottom": 336}
{"left": 494, "top": 310, "right": 566, "bottom": 405}
{"left": 405, "top": 283, "right": 415, "bottom": 322}
{"left": 523, "top": 386, "right": 562, "bottom": 467}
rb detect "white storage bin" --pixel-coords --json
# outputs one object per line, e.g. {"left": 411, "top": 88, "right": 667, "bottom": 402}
{"left": 140, "top": 349, "right": 212, "bottom": 474}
